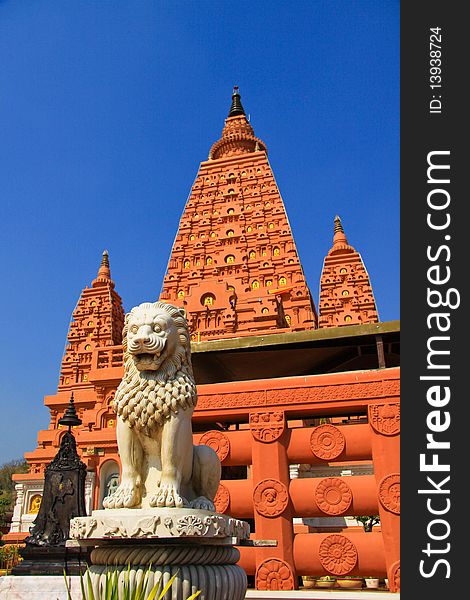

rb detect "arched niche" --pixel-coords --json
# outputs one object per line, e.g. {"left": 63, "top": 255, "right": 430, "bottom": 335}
{"left": 98, "top": 459, "right": 120, "bottom": 508}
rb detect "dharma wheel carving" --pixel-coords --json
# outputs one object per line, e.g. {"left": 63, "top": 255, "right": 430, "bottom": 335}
{"left": 250, "top": 411, "right": 285, "bottom": 442}
{"left": 310, "top": 424, "right": 345, "bottom": 460}
{"left": 315, "top": 477, "right": 352, "bottom": 515}
{"left": 256, "top": 558, "right": 295, "bottom": 591}
{"left": 389, "top": 560, "right": 400, "bottom": 592}
{"left": 199, "top": 430, "right": 230, "bottom": 462}
{"left": 368, "top": 402, "right": 400, "bottom": 436}
{"left": 213, "top": 483, "right": 230, "bottom": 514}
{"left": 253, "top": 479, "right": 288, "bottom": 517}
{"left": 378, "top": 473, "right": 400, "bottom": 514}
{"left": 319, "top": 534, "right": 358, "bottom": 575}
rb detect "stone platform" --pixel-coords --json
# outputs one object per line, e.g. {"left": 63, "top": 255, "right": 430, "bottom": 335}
{"left": 67, "top": 507, "right": 249, "bottom": 599}
{"left": 0, "top": 577, "right": 400, "bottom": 600}
{"left": 0, "top": 575, "right": 82, "bottom": 600}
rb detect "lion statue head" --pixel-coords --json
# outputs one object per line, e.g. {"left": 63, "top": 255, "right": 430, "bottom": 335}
{"left": 113, "top": 302, "right": 197, "bottom": 432}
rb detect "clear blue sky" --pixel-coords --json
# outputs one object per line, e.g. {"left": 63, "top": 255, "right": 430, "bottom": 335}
{"left": 0, "top": 1, "right": 399, "bottom": 464}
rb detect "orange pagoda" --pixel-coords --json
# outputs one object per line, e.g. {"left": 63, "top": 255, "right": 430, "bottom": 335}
{"left": 160, "top": 87, "right": 316, "bottom": 340}
{"left": 318, "top": 215, "right": 379, "bottom": 327}
{"left": 7, "top": 88, "right": 400, "bottom": 593}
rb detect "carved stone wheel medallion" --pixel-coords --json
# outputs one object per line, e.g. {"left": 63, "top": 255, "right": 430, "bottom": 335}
{"left": 253, "top": 479, "right": 288, "bottom": 517}
{"left": 389, "top": 560, "right": 400, "bottom": 592}
{"left": 256, "top": 558, "right": 295, "bottom": 590}
{"left": 378, "top": 473, "right": 400, "bottom": 514}
{"left": 315, "top": 478, "right": 352, "bottom": 515}
{"left": 199, "top": 430, "right": 230, "bottom": 461}
{"left": 310, "top": 424, "right": 345, "bottom": 460}
{"left": 368, "top": 402, "right": 400, "bottom": 436}
{"left": 319, "top": 534, "right": 358, "bottom": 575}
{"left": 213, "top": 483, "right": 230, "bottom": 514}
{"left": 249, "top": 411, "right": 285, "bottom": 443}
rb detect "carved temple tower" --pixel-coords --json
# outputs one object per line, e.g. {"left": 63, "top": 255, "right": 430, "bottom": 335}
{"left": 159, "top": 87, "right": 317, "bottom": 340}
{"left": 318, "top": 216, "right": 379, "bottom": 328}
{"left": 58, "top": 250, "right": 125, "bottom": 391}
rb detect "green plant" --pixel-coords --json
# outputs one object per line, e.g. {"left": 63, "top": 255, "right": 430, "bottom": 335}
{"left": 355, "top": 515, "right": 380, "bottom": 532}
{"left": 0, "top": 459, "right": 28, "bottom": 529}
{"left": 0, "top": 544, "right": 22, "bottom": 571}
{"left": 65, "top": 565, "right": 201, "bottom": 600}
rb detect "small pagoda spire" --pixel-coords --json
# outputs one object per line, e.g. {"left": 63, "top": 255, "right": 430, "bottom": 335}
{"left": 58, "top": 392, "right": 82, "bottom": 430}
{"left": 333, "top": 215, "right": 349, "bottom": 249}
{"left": 334, "top": 215, "right": 344, "bottom": 234}
{"left": 92, "top": 249, "right": 112, "bottom": 287}
{"left": 98, "top": 249, "right": 110, "bottom": 278}
{"left": 228, "top": 86, "right": 246, "bottom": 117}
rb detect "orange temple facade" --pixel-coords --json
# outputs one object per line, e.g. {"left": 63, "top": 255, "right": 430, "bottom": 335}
{"left": 7, "top": 89, "right": 399, "bottom": 592}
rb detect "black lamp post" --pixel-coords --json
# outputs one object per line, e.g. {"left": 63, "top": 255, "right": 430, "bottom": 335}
{"left": 13, "top": 393, "right": 89, "bottom": 575}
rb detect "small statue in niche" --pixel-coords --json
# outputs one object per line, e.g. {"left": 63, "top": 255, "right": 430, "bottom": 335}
{"left": 29, "top": 494, "right": 42, "bottom": 514}
{"left": 104, "top": 473, "right": 119, "bottom": 499}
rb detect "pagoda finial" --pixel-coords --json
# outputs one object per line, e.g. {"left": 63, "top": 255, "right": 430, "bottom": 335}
{"left": 228, "top": 86, "right": 246, "bottom": 117}
{"left": 94, "top": 249, "right": 111, "bottom": 282}
{"left": 333, "top": 215, "right": 349, "bottom": 248}
{"left": 92, "top": 249, "right": 114, "bottom": 288}
{"left": 210, "top": 87, "right": 266, "bottom": 159}
{"left": 334, "top": 215, "right": 344, "bottom": 234}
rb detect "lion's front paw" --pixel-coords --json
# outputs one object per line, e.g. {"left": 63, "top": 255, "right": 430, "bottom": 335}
{"left": 103, "top": 480, "right": 141, "bottom": 509}
{"left": 149, "top": 482, "right": 188, "bottom": 509}
{"left": 190, "top": 496, "right": 215, "bottom": 511}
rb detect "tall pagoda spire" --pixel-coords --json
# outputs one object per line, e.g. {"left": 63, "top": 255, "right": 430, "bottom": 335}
{"left": 160, "top": 89, "right": 317, "bottom": 341}
{"left": 318, "top": 216, "right": 378, "bottom": 328}
{"left": 59, "top": 251, "right": 125, "bottom": 389}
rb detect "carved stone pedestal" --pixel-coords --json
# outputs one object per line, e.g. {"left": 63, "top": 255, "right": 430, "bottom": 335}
{"left": 70, "top": 508, "right": 249, "bottom": 600}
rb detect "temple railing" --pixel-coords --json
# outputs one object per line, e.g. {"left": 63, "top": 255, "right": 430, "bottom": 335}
{"left": 189, "top": 367, "right": 400, "bottom": 591}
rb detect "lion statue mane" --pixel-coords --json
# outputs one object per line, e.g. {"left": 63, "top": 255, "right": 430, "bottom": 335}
{"left": 103, "top": 301, "right": 220, "bottom": 510}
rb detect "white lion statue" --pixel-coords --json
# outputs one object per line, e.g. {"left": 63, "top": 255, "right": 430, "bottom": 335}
{"left": 103, "top": 301, "right": 220, "bottom": 510}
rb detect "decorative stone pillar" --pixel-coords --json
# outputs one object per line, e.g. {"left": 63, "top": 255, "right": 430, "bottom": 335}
{"left": 249, "top": 410, "right": 296, "bottom": 590}
{"left": 84, "top": 471, "right": 96, "bottom": 515}
{"left": 368, "top": 402, "right": 400, "bottom": 592}
{"left": 9, "top": 483, "right": 25, "bottom": 534}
